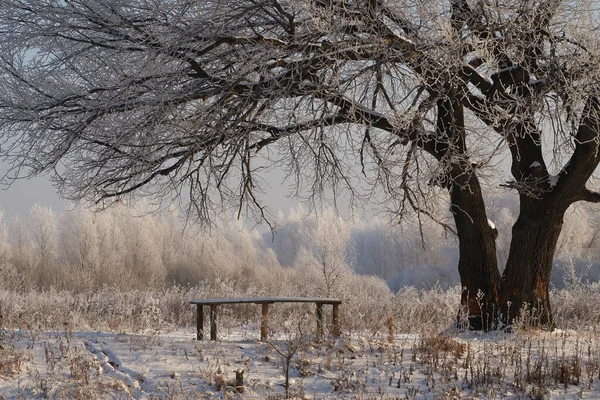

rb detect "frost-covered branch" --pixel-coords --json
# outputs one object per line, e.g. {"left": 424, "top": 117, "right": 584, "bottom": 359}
{"left": 1, "top": 0, "right": 600, "bottom": 231}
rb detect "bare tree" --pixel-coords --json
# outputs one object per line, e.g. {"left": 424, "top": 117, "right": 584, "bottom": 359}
{"left": 61, "top": 210, "right": 100, "bottom": 273}
{"left": 1, "top": 0, "right": 600, "bottom": 328}
{"left": 300, "top": 210, "right": 353, "bottom": 297}
{"left": 28, "top": 204, "right": 59, "bottom": 288}
{"left": 8, "top": 215, "right": 34, "bottom": 289}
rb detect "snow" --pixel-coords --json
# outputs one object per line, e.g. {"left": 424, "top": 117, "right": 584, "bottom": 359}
{"left": 1, "top": 327, "right": 599, "bottom": 399}
{"left": 488, "top": 219, "right": 496, "bottom": 229}
{"left": 528, "top": 78, "right": 546, "bottom": 85}
{"left": 497, "top": 65, "right": 522, "bottom": 74}
{"left": 549, "top": 174, "right": 559, "bottom": 187}
{"left": 190, "top": 297, "right": 342, "bottom": 305}
{"left": 529, "top": 161, "right": 542, "bottom": 168}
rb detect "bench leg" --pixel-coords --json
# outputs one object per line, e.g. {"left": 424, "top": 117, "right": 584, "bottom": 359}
{"left": 210, "top": 304, "right": 218, "bottom": 340}
{"left": 316, "top": 303, "right": 324, "bottom": 339}
{"left": 332, "top": 303, "right": 340, "bottom": 337}
{"left": 261, "top": 304, "right": 269, "bottom": 341}
{"left": 196, "top": 305, "right": 204, "bottom": 340}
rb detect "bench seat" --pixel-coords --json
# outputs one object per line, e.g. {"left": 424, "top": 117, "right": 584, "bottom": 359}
{"left": 190, "top": 297, "right": 341, "bottom": 340}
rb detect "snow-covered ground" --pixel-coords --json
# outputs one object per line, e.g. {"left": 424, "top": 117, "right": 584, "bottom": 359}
{"left": 1, "top": 326, "right": 599, "bottom": 399}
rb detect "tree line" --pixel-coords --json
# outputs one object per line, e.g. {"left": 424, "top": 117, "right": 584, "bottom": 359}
{"left": 1, "top": 194, "right": 599, "bottom": 296}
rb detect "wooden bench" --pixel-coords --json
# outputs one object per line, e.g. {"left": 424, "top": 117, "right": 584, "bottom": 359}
{"left": 190, "top": 297, "right": 342, "bottom": 341}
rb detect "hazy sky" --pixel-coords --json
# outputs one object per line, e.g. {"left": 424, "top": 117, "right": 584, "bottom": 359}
{"left": 0, "top": 166, "right": 362, "bottom": 231}
{"left": 0, "top": 162, "right": 309, "bottom": 227}
{"left": 0, "top": 172, "right": 69, "bottom": 219}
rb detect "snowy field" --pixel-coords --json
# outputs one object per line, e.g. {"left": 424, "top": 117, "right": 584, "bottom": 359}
{"left": 1, "top": 284, "right": 599, "bottom": 399}
{"left": 1, "top": 325, "right": 599, "bottom": 399}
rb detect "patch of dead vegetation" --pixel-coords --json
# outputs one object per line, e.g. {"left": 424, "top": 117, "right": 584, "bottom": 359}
{"left": 0, "top": 346, "right": 28, "bottom": 377}
{"left": 419, "top": 334, "right": 466, "bottom": 359}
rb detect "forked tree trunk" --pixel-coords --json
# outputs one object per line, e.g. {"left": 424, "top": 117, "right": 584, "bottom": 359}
{"left": 450, "top": 176, "right": 501, "bottom": 330}
{"left": 499, "top": 199, "right": 566, "bottom": 329}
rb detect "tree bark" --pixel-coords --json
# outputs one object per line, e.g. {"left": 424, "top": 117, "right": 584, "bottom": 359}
{"left": 450, "top": 175, "right": 501, "bottom": 330}
{"left": 437, "top": 97, "right": 501, "bottom": 331}
{"left": 499, "top": 198, "right": 566, "bottom": 329}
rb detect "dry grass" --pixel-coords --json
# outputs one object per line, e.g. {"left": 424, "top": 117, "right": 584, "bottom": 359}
{"left": 419, "top": 334, "right": 467, "bottom": 359}
{"left": 1, "top": 285, "right": 600, "bottom": 399}
{"left": 0, "top": 330, "right": 29, "bottom": 379}
{"left": 0, "top": 347, "right": 28, "bottom": 378}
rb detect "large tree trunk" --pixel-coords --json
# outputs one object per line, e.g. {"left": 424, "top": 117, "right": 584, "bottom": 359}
{"left": 450, "top": 176, "right": 501, "bottom": 330}
{"left": 499, "top": 198, "right": 566, "bottom": 329}
{"left": 437, "top": 97, "right": 501, "bottom": 331}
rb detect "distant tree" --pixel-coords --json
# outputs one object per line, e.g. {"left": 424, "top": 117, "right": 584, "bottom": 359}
{"left": 2, "top": 0, "right": 600, "bottom": 328}
{"left": 0, "top": 208, "right": 9, "bottom": 262}
{"left": 0, "top": 209, "right": 16, "bottom": 289}
{"left": 8, "top": 215, "right": 34, "bottom": 288}
{"left": 117, "top": 206, "right": 166, "bottom": 287}
{"left": 61, "top": 210, "right": 99, "bottom": 272}
{"left": 28, "top": 204, "right": 58, "bottom": 288}
{"left": 93, "top": 206, "right": 129, "bottom": 287}
{"left": 299, "top": 210, "right": 353, "bottom": 297}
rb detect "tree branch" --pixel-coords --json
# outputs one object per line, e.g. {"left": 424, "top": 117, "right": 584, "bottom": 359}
{"left": 578, "top": 188, "right": 600, "bottom": 203}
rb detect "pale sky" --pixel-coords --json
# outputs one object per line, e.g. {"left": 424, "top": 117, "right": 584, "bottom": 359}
{"left": 0, "top": 162, "right": 307, "bottom": 227}
{"left": 0, "top": 172, "right": 69, "bottom": 220}
{"left": 0, "top": 165, "right": 362, "bottom": 230}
